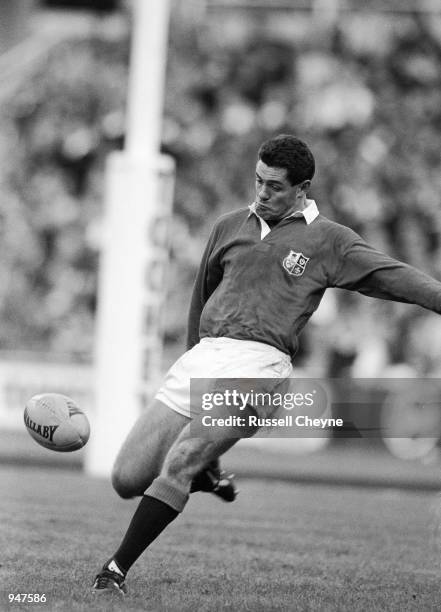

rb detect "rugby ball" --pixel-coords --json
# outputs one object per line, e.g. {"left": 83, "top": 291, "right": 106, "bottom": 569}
{"left": 24, "top": 393, "right": 90, "bottom": 452}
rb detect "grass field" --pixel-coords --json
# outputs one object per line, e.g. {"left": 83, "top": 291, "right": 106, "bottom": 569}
{"left": 1, "top": 465, "right": 441, "bottom": 612}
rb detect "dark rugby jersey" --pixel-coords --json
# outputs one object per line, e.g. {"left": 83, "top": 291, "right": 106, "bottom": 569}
{"left": 187, "top": 207, "right": 441, "bottom": 358}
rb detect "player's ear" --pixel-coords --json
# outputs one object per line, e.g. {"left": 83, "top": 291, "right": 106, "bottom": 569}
{"left": 300, "top": 180, "right": 311, "bottom": 193}
{"left": 296, "top": 180, "right": 311, "bottom": 197}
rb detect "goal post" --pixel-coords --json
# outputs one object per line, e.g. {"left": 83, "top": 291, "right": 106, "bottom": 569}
{"left": 86, "top": 0, "right": 174, "bottom": 476}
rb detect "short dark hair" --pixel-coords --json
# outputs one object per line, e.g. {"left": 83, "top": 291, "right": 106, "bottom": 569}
{"left": 258, "top": 134, "right": 315, "bottom": 185}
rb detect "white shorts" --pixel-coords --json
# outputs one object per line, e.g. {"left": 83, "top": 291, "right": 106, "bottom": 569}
{"left": 155, "top": 337, "right": 293, "bottom": 418}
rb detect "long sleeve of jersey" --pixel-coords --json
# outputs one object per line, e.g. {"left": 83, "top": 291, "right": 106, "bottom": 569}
{"left": 332, "top": 237, "right": 441, "bottom": 313}
{"left": 186, "top": 224, "right": 224, "bottom": 350}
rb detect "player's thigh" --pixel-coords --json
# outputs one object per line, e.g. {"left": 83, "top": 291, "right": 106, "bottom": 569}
{"left": 112, "top": 399, "right": 189, "bottom": 494}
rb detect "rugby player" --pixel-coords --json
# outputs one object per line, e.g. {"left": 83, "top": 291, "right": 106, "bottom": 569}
{"left": 93, "top": 135, "right": 441, "bottom": 594}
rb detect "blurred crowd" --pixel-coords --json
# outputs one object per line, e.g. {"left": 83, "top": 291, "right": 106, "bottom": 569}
{"left": 1, "top": 5, "right": 441, "bottom": 377}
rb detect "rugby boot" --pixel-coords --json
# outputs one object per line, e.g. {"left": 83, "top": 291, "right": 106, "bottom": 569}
{"left": 92, "top": 560, "right": 127, "bottom": 595}
{"left": 190, "top": 460, "right": 238, "bottom": 502}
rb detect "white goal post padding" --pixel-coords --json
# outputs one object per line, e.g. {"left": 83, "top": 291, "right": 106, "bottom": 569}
{"left": 86, "top": 0, "right": 175, "bottom": 476}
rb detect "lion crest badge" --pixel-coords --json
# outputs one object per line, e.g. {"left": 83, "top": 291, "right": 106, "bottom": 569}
{"left": 282, "top": 250, "right": 309, "bottom": 277}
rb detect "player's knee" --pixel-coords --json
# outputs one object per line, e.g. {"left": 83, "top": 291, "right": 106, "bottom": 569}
{"left": 111, "top": 467, "right": 133, "bottom": 498}
{"left": 111, "top": 464, "right": 146, "bottom": 499}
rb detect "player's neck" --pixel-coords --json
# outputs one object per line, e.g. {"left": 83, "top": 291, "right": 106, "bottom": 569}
{"left": 292, "top": 194, "right": 307, "bottom": 213}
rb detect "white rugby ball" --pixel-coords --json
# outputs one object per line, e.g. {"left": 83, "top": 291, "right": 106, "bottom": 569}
{"left": 24, "top": 393, "right": 90, "bottom": 452}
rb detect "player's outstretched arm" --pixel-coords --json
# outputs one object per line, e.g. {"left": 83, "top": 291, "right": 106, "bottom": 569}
{"left": 332, "top": 238, "right": 441, "bottom": 314}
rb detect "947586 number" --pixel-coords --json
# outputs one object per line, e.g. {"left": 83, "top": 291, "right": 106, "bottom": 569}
{"left": 8, "top": 594, "right": 46, "bottom": 603}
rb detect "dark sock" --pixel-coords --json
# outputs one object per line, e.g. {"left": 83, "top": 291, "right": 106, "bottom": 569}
{"left": 112, "top": 495, "right": 178, "bottom": 573}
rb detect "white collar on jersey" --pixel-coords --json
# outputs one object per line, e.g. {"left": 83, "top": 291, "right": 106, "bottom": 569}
{"left": 248, "top": 199, "right": 319, "bottom": 240}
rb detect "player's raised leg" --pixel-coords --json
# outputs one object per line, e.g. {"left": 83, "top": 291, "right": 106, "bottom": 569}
{"left": 111, "top": 397, "right": 237, "bottom": 502}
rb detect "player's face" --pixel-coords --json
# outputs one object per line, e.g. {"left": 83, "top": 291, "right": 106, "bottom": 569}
{"left": 254, "top": 160, "right": 308, "bottom": 221}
